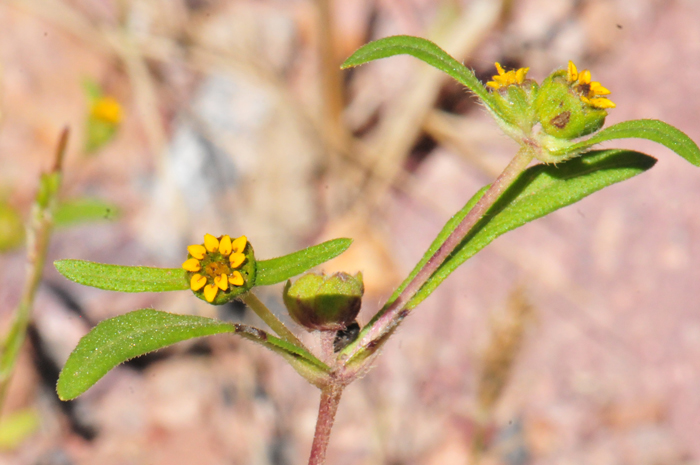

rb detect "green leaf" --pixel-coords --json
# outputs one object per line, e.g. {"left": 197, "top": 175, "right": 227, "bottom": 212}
{"left": 54, "top": 238, "right": 353, "bottom": 293}
{"left": 57, "top": 309, "right": 328, "bottom": 400}
{"left": 0, "top": 202, "right": 24, "bottom": 252}
{"left": 54, "top": 198, "right": 119, "bottom": 227}
{"left": 382, "top": 186, "right": 489, "bottom": 310}
{"left": 57, "top": 310, "right": 234, "bottom": 400}
{"left": 407, "top": 149, "right": 656, "bottom": 308}
{"left": 255, "top": 238, "right": 352, "bottom": 286}
{"left": 54, "top": 260, "right": 189, "bottom": 293}
{"left": 341, "top": 35, "right": 504, "bottom": 120}
{"left": 36, "top": 173, "right": 61, "bottom": 209}
{"left": 555, "top": 119, "right": 700, "bottom": 166}
{"left": 82, "top": 79, "right": 102, "bottom": 101}
{"left": 0, "top": 409, "right": 40, "bottom": 451}
{"left": 347, "top": 149, "right": 655, "bottom": 361}
{"left": 85, "top": 119, "right": 118, "bottom": 153}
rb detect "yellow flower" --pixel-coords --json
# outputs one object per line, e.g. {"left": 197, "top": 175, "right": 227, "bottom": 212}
{"left": 486, "top": 62, "right": 530, "bottom": 90}
{"left": 182, "top": 234, "right": 249, "bottom": 302}
{"left": 90, "top": 96, "right": 123, "bottom": 125}
{"left": 566, "top": 61, "right": 615, "bottom": 109}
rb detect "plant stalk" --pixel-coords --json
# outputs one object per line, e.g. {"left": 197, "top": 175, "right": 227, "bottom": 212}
{"left": 0, "top": 128, "right": 69, "bottom": 417}
{"left": 239, "top": 291, "right": 306, "bottom": 350}
{"left": 308, "top": 384, "right": 344, "bottom": 465}
{"left": 347, "top": 147, "right": 535, "bottom": 359}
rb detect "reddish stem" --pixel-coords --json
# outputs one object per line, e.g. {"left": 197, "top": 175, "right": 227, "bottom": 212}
{"left": 346, "top": 148, "right": 535, "bottom": 360}
{"left": 308, "top": 384, "right": 344, "bottom": 465}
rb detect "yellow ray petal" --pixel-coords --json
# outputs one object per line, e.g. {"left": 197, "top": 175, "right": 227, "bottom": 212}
{"left": 578, "top": 69, "right": 591, "bottom": 85}
{"left": 567, "top": 61, "right": 578, "bottom": 82}
{"left": 182, "top": 258, "right": 201, "bottom": 272}
{"left": 219, "top": 235, "right": 232, "bottom": 256}
{"left": 204, "top": 284, "right": 218, "bottom": 302}
{"left": 229, "top": 252, "right": 245, "bottom": 268}
{"left": 486, "top": 81, "right": 501, "bottom": 89}
{"left": 231, "top": 236, "right": 247, "bottom": 254}
{"left": 589, "top": 82, "right": 611, "bottom": 95}
{"left": 229, "top": 271, "right": 244, "bottom": 286}
{"left": 495, "top": 62, "right": 505, "bottom": 75}
{"left": 515, "top": 67, "right": 529, "bottom": 83}
{"left": 190, "top": 273, "right": 206, "bottom": 291}
{"left": 187, "top": 244, "right": 206, "bottom": 260}
{"left": 588, "top": 97, "right": 616, "bottom": 109}
{"left": 204, "top": 234, "right": 219, "bottom": 253}
{"left": 215, "top": 274, "right": 229, "bottom": 291}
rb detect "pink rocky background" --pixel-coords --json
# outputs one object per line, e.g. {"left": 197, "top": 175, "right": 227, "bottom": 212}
{"left": 1, "top": 0, "right": 699, "bottom": 464}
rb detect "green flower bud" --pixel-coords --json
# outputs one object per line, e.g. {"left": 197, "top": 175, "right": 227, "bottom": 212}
{"left": 534, "top": 61, "right": 615, "bottom": 144}
{"left": 283, "top": 272, "right": 364, "bottom": 332}
{"left": 534, "top": 70, "right": 607, "bottom": 141}
{"left": 486, "top": 63, "right": 539, "bottom": 133}
{"left": 182, "top": 234, "right": 256, "bottom": 305}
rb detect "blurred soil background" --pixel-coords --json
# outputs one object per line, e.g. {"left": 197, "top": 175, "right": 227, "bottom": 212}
{"left": 1, "top": 0, "right": 700, "bottom": 464}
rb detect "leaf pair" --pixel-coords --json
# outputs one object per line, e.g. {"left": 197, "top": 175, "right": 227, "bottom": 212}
{"left": 341, "top": 35, "right": 700, "bottom": 167}
{"left": 54, "top": 238, "right": 353, "bottom": 293}
{"left": 57, "top": 309, "right": 330, "bottom": 400}
{"left": 55, "top": 238, "right": 352, "bottom": 400}
{"left": 342, "top": 149, "right": 659, "bottom": 361}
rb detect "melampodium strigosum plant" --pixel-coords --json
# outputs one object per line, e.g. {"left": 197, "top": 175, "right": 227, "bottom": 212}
{"left": 54, "top": 36, "right": 700, "bottom": 464}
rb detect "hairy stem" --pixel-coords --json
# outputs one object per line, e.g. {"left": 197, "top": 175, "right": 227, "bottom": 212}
{"left": 308, "top": 384, "right": 344, "bottom": 465}
{"left": 239, "top": 291, "right": 307, "bottom": 350}
{"left": 346, "top": 147, "right": 535, "bottom": 359}
{"left": 319, "top": 331, "right": 336, "bottom": 365}
{"left": 0, "top": 128, "right": 69, "bottom": 416}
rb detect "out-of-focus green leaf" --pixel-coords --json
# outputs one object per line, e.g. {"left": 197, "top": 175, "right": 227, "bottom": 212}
{"left": 0, "top": 409, "right": 40, "bottom": 450}
{"left": 0, "top": 202, "right": 24, "bottom": 252}
{"left": 83, "top": 79, "right": 102, "bottom": 101}
{"left": 85, "top": 119, "right": 118, "bottom": 153}
{"left": 57, "top": 309, "right": 329, "bottom": 400}
{"left": 54, "top": 198, "right": 119, "bottom": 227}
{"left": 554, "top": 119, "right": 700, "bottom": 166}
{"left": 341, "top": 35, "right": 503, "bottom": 120}
{"left": 36, "top": 173, "right": 61, "bottom": 209}
{"left": 255, "top": 238, "right": 352, "bottom": 286}
{"left": 407, "top": 149, "right": 656, "bottom": 308}
{"left": 54, "top": 260, "right": 188, "bottom": 293}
